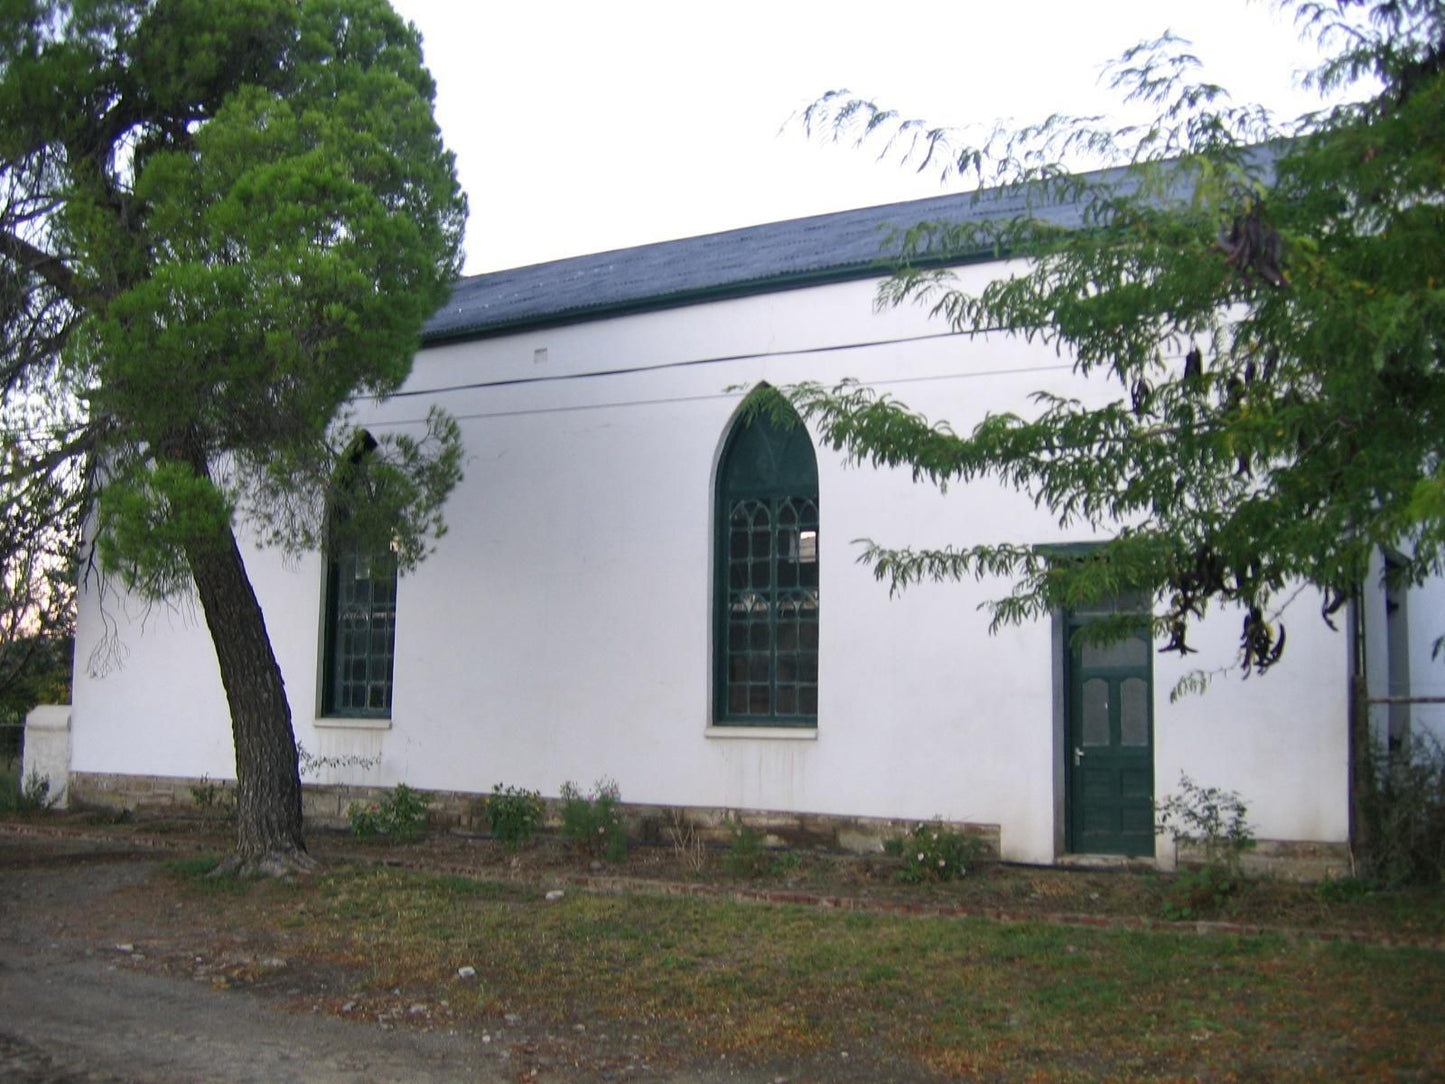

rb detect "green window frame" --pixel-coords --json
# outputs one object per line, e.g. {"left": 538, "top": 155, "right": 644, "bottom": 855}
{"left": 714, "top": 398, "right": 819, "bottom": 726}
{"left": 322, "top": 546, "right": 397, "bottom": 717}
{"left": 320, "top": 432, "right": 397, "bottom": 719}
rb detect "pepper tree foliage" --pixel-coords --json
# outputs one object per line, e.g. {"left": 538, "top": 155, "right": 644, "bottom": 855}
{"left": 0, "top": 0, "right": 465, "bottom": 855}
{"left": 793, "top": 0, "right": 1444, "bottom": 678}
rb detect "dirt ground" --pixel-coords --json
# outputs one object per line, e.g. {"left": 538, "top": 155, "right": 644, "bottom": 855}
{"left": 1, "top": 817, "right": 1439, "bottom": 1083}
{"left": 0, "top": 835, "right": 818, "bottom": 1084}
{"left": 0, "top": 834, "right": 512, "bottom": 1083}
{"left": 0, "top": 828, "right": 889, "bottom": 1084}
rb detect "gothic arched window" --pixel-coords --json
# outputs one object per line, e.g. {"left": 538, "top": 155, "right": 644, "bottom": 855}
{"left": 714, "top": 398, "right": 819, "bottom": 726}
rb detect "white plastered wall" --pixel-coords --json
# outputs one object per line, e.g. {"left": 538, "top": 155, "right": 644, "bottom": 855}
{"left": 71, "top": 266, "right": 1355, "bottom": 863}
{"left": 1361, "top": 548, "right": 1445, "bottom": 747}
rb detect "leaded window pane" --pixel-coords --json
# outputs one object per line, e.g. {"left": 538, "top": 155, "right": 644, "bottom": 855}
{"left": 716, "top": 398, "right": 819, "bottom": 726}
{"left": 325, "top": 547, "right": 397, "bottom": 717}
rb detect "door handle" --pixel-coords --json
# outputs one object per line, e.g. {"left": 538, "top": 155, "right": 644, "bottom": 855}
{"left": 1073, "top": 747, "right": 1085, "bottom": 766}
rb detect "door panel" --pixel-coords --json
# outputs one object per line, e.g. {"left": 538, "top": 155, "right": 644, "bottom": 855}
{"left": 1066, "top": 619, "right": 1154, "bottom": 856}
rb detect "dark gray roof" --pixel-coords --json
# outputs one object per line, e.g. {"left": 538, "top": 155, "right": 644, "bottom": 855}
{"left": 421, "top": 150, "right": 1251, "bottom": 344}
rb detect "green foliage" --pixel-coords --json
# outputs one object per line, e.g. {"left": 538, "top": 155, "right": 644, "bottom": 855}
{"left": 483, "top": 783, "right": 545, "bottom": 851}
{"left": 0, "top": 0, "right": 468, "bottom": 589}
{"left": 1156, "top": 773, "right": 1257, "bottom": 872}
{"left": 1155, "top": 774, "right": 1255, "bottom": 918}
{"left": 1358, "top": 733, "right": 1445, "bottom": 887}
{"left": 0, "top": 726, "right": 14, "bottom": 772}
{"left": 162, "top": 855, "right": 226, "bottom": 880}
{"left": 0, "top": 637, "right": 74, "bottom": 726}
{"left": 1160, "top": 863, "right": 1247, "bottom": 921}
{"left": 559, "top": 778, "right": 628, "bottom": 862}
{"left": 722, "top": 817, "right": 768, "bottom": 877}
{"left": 795, "top": 0, "right": 1445, "bottom": 672}
{"left": 189, "top": 774, "right": 233, "bottom": 816}
{"left": 1316, "top": 875, "right": 1375, "bottom": 904}
{"left": 161, "top": 853, "right": 252, "bottom": 892}
{"left": 889, "top": 820, "right": 985, "bottom": 884}
{"left": 0, "top": 0, "right": 468, "bottom": 861}
{"left": 347, "top": 783, "right": 428, "bottom": 844}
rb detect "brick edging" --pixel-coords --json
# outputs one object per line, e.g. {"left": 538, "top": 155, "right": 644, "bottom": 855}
{"left": 3, "top": 821, "right": 1439, "bottom": 951}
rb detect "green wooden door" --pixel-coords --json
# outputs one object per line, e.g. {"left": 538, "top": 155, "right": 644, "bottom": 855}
{"left": 1066, "top": 615, "right": 1154, "bottom": 856}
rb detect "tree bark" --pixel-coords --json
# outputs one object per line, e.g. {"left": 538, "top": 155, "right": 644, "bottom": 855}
{"left": 185, "top": 521, "right": 315, "bottom": 876}
{"left": 1348, "top": 671, "right": 1372, "bottom": 869}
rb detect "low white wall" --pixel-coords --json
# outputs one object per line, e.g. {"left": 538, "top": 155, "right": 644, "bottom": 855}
{"left": 22, "top": 705, "right": 72, "bottom": 809}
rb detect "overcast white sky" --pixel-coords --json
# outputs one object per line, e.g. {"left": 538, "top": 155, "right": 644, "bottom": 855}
{"left": 389, "top": 1, "right": 1343, "bottom": 276}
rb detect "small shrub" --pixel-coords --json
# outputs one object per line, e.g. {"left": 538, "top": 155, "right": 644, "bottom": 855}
{"left": 484, "top": 783, "right": 545, "bottom": 850}
{"left": 1155, "top": 774, "right": 1256, "bottom": 918}
{"left": 723, "top": 817, "right": 768, "bottom": 877}
{"left": 890, "top": 820, "right": 983, "bottom": 884}
{"left": 1317, "top": 875, "right": 1375, "bottom": 903}
{"left": 1155, "top": 774, "right": 1256, "bottom": 872}
{"left": 559, "top": 778, "right": 627, "bottom": 862}
{"left": 348, "top": 801, "right": 383, "bottom": 838}
{"left": 1160, "top": 864, "right": 1246, "bottom": 921}
{"left": 663, "top": 806, "right": 707, "bottom": 874}
{"left": 347, "top": 783, "right": 428, "bottom": 843}
{"left": 190, "top": 774, "right": 233, "bottom": 815}
{"left": 720, "top": 817, "right": 803, "bottom": 878}
{"left": 1358, "top": 733, "right": 1445, "bottom": 888}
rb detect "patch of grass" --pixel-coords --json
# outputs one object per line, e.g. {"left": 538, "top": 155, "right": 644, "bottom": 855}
{"left": 160, "top": 854, "right": 256, "bottom": 895}
{"left": 162, "top": 854, "right": 224, "bottom": 878}
{"left": 139, "top": 861, "right": 1445, "bottom": 1081}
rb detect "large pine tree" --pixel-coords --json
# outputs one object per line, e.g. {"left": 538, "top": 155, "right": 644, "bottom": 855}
{"left": 0, "top": 0, "right": 467, "bottom": 873}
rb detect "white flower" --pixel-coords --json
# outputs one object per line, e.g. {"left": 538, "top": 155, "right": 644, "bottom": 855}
{"left": 917, "top": 852, "right": 925, "bottom": 861}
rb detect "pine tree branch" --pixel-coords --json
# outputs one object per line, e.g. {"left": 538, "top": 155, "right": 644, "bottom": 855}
{"left": 0, "top": 228, "right": 77, "bottom": 301}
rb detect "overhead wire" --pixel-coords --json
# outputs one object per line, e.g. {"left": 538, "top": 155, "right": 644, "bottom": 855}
{"left": 1, "top": 321, "right": 1193, "bottom": 437}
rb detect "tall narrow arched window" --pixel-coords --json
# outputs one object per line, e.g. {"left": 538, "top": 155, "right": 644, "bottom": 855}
{"left": 320, "top": 433, "right": 397, "bottom": 718}
{"left": 714, "top": 396, "right": 819, "bottom": 727}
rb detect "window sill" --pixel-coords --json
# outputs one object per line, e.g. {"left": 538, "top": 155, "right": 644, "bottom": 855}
{"left": 705, "top": 726, "right": 817, "bottom": 741}
{"left": 313, "top": 716, "right": 393, "bottom": 731}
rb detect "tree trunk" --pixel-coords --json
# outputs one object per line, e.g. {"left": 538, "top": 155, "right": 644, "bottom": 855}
{"left": 185, "top": 521, "right": 314, "bottom": 876}
{"left": 1348, "top": 670, "right": 1372, "bottom": 871}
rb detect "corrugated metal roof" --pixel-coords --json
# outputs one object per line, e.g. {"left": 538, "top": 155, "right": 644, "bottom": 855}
{"left": 418, "top": 161, "right": 1138, "bottom": 345}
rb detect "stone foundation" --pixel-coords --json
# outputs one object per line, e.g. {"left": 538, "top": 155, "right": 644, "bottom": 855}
{"left": 1175, "top": 838, "right": 1353, "bottom": 882}
{"left": 69, "top": 772, "right": 1356, "bottom": 881}
{"left": 68, "top": 772, "right": 1359, "bottom": 879}
{"left": 68, "top": 771, "right": 1000, "bottom": 857}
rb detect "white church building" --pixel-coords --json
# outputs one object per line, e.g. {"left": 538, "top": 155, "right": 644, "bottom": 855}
{"left": 45, "top": 177, "right": 1444, "bottom": 874}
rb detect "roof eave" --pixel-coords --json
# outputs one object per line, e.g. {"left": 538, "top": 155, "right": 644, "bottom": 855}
{"left": 419, "top": 247, "right": 999, "bottom": 348}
